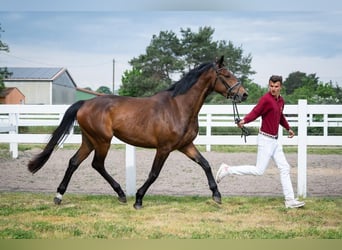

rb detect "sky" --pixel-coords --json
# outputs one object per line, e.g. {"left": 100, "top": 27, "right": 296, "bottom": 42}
{"left": 1, "top": 0, "right": 342, "bottom": 92}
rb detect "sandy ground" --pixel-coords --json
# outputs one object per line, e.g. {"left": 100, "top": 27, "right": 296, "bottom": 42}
{"left": 0, "top": 148, "right": 341, "bottom": 198}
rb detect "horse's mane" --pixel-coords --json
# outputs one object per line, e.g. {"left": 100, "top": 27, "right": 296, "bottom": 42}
{"left": 167, "top": 62, "right": 214, "bottom": 97}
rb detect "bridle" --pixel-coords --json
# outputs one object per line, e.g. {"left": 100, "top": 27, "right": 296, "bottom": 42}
{"left": 215, "top": 67, "right": 242, "bottom": 101}
{"left": 215, "top": 66, "right": 250, "bottom": 142}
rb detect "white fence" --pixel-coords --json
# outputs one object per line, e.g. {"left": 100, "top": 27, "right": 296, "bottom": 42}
{"left": 1, "top": 100, "right": 341, "bottom": 197}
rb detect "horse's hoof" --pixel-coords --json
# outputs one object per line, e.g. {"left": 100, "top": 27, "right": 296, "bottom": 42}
{"left": 118, "top": 196, "right": 127, "bottom": 204}
{"left": 212, "top": 195, "right": 222, "bottom": 204}
{"left": 133, "top": 203, "right": 143, "bottom": 210}
{"left": 54, "top": 197, "right": 62, "bottom": 205}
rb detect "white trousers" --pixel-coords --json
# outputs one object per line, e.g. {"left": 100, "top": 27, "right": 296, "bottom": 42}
{"left": 227, "top": 134, "right": 295, "bottom": 200}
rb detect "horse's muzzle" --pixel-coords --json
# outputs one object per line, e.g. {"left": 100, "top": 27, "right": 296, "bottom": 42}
{"left": 241, "top": 92, "right": 248, "bottom": 101}
{"left": 232, "top": 92, "right": 248, "bottom": 103}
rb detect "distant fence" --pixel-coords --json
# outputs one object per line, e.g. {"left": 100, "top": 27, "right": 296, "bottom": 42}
{"left": 1, "top": 100, "right": 341, "bottom": 197}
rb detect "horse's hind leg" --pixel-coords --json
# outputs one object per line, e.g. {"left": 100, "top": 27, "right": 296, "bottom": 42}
{"left": 179, "top": 143, "right": 221, "bottom": 204}
{"left": 54, "top": 143, "right": 92, "bottom": 204}
{"left": 91, "top": 143, "right": 127, "bottom": 203}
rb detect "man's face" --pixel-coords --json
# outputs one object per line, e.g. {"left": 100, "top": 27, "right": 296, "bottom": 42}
{"left": 269, "top": 81, "right": 282, "bottom": 98}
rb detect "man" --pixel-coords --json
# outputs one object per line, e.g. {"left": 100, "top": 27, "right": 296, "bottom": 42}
{"left": 216, "top": 75, "right": 305, "bottom": 208}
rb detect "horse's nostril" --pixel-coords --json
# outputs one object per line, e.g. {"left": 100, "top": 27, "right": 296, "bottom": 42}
{"left": 242, "top": 93, "right": 248, "bottom": 101}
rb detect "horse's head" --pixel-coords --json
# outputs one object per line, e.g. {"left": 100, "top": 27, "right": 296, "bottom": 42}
{"left": 213, "top": 56, "right": 248, "bottom": 102}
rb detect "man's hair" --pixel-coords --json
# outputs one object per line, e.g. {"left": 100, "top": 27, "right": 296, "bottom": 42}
{"left": 269, "top": 75, "right": 283, "bottom": 84}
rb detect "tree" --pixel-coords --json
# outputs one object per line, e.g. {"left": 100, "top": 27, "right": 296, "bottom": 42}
{"left": 283, "top": 71, "right": 341, "bottom": 104}
{"left": 122, "top": 30, "right": 184, "bottom": 97}
{"left": 132, "top": 31, "right": 183, "bottom": 80}
{"left": 283, "top": 71, "right": 306, "bottom": 95}
{"left": 242, "top": 80, "right": 267, "bottom": 104}
{"left": 335, "top": 85, "right": 342, "bottom": 103}
{"left": 0, "top": 69, "right": 6, "bottom": 93}
{"left": 119, "top": 67, "right": 167, "bottom": 97}
{"left": 180, "top": 26, "right": 218, "bottom": 70}
{"left": 96, "top": 86, "right": 112, "bottom": 95}
{"left": 0, "top": 24, "right": 10, "bottom": 93}
{"left": 119, "top": 26, "right": 255, "bottom": 100}
{"left": 180, "top": 26, "right": 255, "bottom": 78}
{"left": 217, "top": 40, "right": 255, "bottom": 82}
{"left": 310, "top": 81, "right": 340, "bottom": 104}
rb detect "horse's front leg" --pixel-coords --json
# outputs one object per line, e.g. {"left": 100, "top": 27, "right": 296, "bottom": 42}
{"left": 134, "top": 150, "right": 170, "bottom": 209}
{"left": 179, "top": 143, "right": 222, "bottom": 204}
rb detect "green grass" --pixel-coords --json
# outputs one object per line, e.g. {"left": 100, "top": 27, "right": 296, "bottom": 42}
{"left": 1, "top": 143, "right": 341, "bottom": 155}
{"left": 0, "top": 192, "right": 341, "bottom": 239}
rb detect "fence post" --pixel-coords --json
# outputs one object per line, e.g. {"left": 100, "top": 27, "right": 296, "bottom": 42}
{"left": 9, "top": 113, "right": 18, "bottom": 159}
{"left": 125, "top": 144, "right": 136, "bottom": 196}
{"left": 297, "top": 99, "right": 307, "bottom": 198}
{"left": 206, "top": 113, "right": 212, "bottom": 152}
{"left": 323, "top": 113, "right": 328, "bottom": 136}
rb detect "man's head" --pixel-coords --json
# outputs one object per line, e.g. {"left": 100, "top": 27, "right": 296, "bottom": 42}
{"left": 268, "top": 75, "right": 283, "bottom": 98}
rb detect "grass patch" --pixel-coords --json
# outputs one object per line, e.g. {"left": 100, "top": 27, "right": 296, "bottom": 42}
{"left": 0, "top": 192, "right": 341, "bottom": 239}
{"left": 1, "top": 143, "right": 341, "bottom": 155}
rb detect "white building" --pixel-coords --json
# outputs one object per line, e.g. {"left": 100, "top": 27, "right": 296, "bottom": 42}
{"left": 4, "top": 67, "right": 77, "bottom": 104}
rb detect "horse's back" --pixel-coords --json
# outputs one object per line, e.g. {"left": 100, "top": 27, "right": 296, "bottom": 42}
{"left": 75, "top": 94, "right": 175, "bottom": 147}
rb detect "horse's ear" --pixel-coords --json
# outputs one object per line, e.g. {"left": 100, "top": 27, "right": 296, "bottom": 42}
{"left": 216, "top": 55, "right": 225, "bottom": 68}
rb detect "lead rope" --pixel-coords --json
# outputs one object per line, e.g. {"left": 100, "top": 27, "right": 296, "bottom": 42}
{"left": 232, "top": 101, "right": 250, "bottom": 143}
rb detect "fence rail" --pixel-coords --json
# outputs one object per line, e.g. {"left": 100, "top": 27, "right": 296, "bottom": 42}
{"left": 1, "top": 100, "right": 341, "bottom": 197}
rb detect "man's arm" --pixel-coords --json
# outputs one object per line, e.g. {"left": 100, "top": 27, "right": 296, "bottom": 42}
{"left": 239, "top": 96, "right": 266, "bottom": 127}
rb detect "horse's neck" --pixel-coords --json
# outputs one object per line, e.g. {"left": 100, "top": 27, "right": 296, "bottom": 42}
{"left": 175, "top": 80, "right": 212, "bottom": 117}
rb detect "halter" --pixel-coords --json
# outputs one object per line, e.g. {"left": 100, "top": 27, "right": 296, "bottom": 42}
{"left": 215, "top": 66, "right": 250, "bottom": 142}
{"left": 215, "top": 67, "right": 242, "bottom": 101}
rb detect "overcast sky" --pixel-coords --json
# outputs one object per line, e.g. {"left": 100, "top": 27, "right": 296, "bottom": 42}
{"left": 1, "top": 1, "right": 341, "bottom": 91}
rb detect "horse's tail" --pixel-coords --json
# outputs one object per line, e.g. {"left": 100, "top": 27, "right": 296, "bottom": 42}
{"left": 28, "top": 100, "right": 85, "bottom": 174}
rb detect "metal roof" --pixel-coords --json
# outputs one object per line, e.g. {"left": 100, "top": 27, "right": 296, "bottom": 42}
{"left": 5, "top": 67, "right": 64, "bottom": 80}
{"left": 0, "top": 87, "right": 25, "bottom": 98}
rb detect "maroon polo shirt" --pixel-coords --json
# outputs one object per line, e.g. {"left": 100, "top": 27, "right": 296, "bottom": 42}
{"left": 243, "top": 92, "right": 290, "bottom": 136}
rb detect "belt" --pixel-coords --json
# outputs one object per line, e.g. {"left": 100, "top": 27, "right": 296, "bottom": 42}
{"left": 259, "top": 131, "right": 278, "bottom": 139}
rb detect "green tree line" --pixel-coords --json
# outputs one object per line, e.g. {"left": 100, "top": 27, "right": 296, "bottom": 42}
{"left": 119, "top": 26, "right": 255, "bottom": 103}
{"left": 118, "top": 26, "right": 342, "bottom": 105}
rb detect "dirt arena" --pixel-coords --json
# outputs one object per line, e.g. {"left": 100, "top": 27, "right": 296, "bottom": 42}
{"left": 0, "top": 148, "right": 341, "bottom": 198}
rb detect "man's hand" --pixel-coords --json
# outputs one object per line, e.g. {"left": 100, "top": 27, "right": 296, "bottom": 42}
{"left": 288, "top": 129, "right": 295, "bottom": 138}
{"left": 238, "top": 119, "right": 245, "bottom": 128}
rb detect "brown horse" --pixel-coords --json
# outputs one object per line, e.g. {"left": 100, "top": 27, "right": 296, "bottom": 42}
{"left": 28, "top": 56, "right": 248, "bottom": 209}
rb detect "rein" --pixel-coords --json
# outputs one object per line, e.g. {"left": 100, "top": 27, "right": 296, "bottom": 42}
{"left": 232, "top": 100, "right": 250, "bottom": 143}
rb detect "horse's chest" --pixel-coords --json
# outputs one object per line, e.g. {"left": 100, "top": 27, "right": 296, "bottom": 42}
{"left": 179, "top": 120, "right": 198, "bottom": 140}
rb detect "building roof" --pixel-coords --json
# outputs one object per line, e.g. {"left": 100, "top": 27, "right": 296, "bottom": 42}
{"left": 5, "top": 67, "right": 77, "bottom": 89}
{"left": 0, "top": 87, "right": 25, "bottom": 98}
{"left": 6, "top": 67, "right": 67, "bottom": 81}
